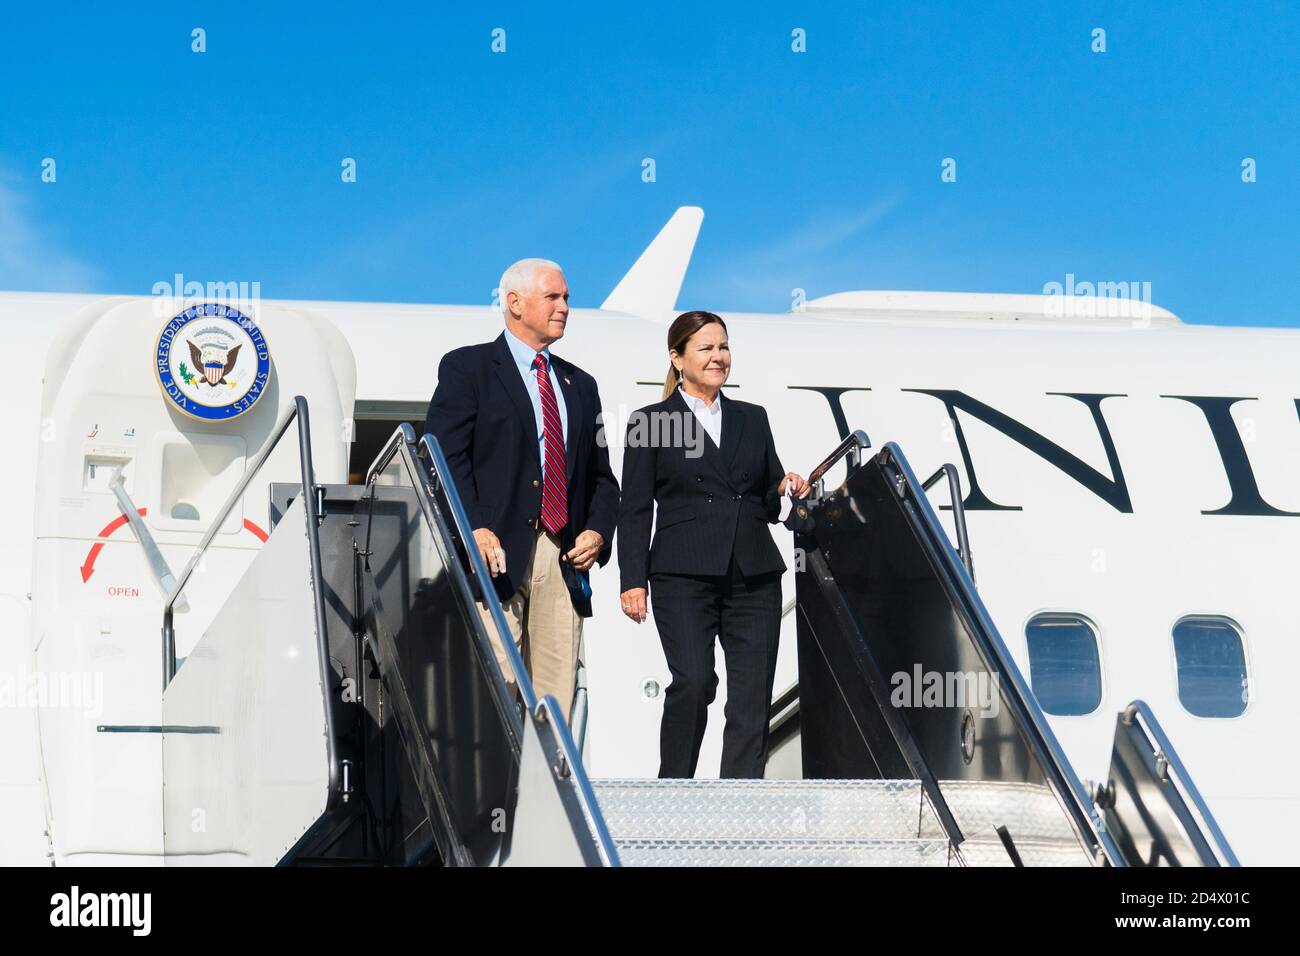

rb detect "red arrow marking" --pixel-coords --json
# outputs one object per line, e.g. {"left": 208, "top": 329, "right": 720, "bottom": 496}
{"left": 79, "top": 509, "right": 268, "bottom": 583}
{"left": 80, "top": 543, "right": 104, "bottom": 582}
{"left": 81, "top": 508, "right": 147, "bottom": 582}
{"left": 96, "top": 509, "right": 141, "bottom": 538}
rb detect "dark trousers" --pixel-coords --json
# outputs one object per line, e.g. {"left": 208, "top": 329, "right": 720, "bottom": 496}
{"left": 649, "top": 557, "right": 783, "bottom": 779}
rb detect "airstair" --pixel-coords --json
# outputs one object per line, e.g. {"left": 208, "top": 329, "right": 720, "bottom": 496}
{"left": 157, "top": 398, "right": 1239, "bottom": 867}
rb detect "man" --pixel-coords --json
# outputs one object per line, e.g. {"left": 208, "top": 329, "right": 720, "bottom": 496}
{"left": 424, "top": 259, "right": 619, "bottom": 717}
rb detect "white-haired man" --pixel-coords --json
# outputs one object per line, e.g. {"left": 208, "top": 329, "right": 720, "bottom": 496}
{"left": 424, "top": 259, "right": 619, "bottom": 716}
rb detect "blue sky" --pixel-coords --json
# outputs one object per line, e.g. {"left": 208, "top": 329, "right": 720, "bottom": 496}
{"left": 0, "top": 2, "right": 1295, "bottom": 325}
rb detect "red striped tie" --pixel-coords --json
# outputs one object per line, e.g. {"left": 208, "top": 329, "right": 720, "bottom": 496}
{"left": 533, "top": 353, "right": 568, "bottom": 534}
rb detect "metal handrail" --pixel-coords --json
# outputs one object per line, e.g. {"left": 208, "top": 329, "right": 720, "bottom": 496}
{"left": 799, "top": 544, "right": 971, "bottom": 849}
{"left": 1122, "top": 700, "right": 1240, "bottom": 866}
{"left": 362, "top": 424, "right": 527, "bottom": 744}
{"left": 163, "top": 395, "right": 311, "bottom": 686}
{"left": 769, "top": 681, "right": 800, "bottom": 719}
{"left": 411, "top": 433, "right": 618, "bottom": 866}
{"left": 878, "top": 441, "right": 1125, "bottom": 866}
{"left": 807, "top": 429, "right": 871, "bottom": 497}
{"left": 413, "top": 433, "right": 539, "bottom": 715}
{"left": 921, "top": 463, "right": 975, "bottom": 582}
{"left": 163, "top": 399, "right": 302, "bottom": 657}
{"left": 363, "top": 420, "right": 418, "bottom": 485}
{"left": 535, "top": 694, "right": 622, "bottom": 867}
{"left": 358, "top": 424, "right": 508, "bottom": 866}
{"left": 800, "top": 432, "right": 971, "bottom": 849}
{"left": 160, "top": 395, "right": 341, "bottom": 804}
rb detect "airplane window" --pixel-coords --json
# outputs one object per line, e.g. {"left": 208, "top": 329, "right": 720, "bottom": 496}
{"left": 1025, "top": 613, "right": 1102, "bottom": 716}
{"left": 1172, "top": 617, "right": 1249, "bottom": 718}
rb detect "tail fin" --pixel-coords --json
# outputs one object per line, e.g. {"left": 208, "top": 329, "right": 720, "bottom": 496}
{"left": 601, "top": 206, "right": 703, "bottom": 315}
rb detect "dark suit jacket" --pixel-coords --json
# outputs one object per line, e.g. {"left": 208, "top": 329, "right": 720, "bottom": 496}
{"left": 617, "top": 389, "right": 788, "bottom": 592}
{"left": 424, "top": 332, "right": 620, "bottom": 615}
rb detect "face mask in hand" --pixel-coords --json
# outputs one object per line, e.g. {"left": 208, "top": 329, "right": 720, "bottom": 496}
{"left": 559, "top": 559, "right": 592, "bottom": 600}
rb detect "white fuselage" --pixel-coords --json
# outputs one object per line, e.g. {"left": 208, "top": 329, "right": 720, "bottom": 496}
{"left": 2, "top": 291, "right": 1296, "bottom": 865}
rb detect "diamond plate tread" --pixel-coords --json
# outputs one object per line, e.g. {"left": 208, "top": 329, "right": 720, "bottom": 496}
{"left": 958, "top": 838, "right": 1094, "bottom": 868}
{"left": 954, "top": 841, "right": 1014, "bottom": 867}
{"left": 955, "top": 823, "right": 1095, "bottom": 867}
{"left": 613, "top": 837, "right": 958, "bottom": 868}
{"left": 938, "top": 780, "right": 1085, "bottom": 846}
{"left": 591, "top": 778, "right": 945, "bottom": 841}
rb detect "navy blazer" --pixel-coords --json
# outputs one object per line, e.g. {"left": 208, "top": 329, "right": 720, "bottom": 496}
{"left": 424, "top": 332, "right": 620, "bottom": 615}
{"left": 617, "top": 389, "right": 788, "bottom": 592}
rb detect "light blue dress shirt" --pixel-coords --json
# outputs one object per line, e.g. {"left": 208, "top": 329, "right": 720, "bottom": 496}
{"left": 504, "top": 328, "right": 568, "bottom": 477}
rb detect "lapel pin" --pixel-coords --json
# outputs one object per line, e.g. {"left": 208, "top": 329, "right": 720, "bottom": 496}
{"left": 564, "top": 376, "right": 571, "bottom": 385}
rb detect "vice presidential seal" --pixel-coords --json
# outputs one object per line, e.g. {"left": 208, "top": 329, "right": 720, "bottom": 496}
{"left": 155, "top": 304, "right": 272, "bottom": 421}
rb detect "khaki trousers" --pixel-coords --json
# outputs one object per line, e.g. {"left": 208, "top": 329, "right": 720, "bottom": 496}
{"left": 477, "top": 528, "right": 583, "bottom": 717}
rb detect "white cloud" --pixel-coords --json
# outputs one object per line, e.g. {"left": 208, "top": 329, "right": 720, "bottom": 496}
{"left": 737, "top": 198, "right": 899, "bottom": 267}
{"left": 0, "top": 176, "right": 100, "bottom": 292}
{"left": 689, "top": 197, "right": 901, "bottom": 311}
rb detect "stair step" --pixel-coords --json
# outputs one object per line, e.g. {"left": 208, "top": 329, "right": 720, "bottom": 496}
{"left": 589, "top": 777, "right": 1092, "bottom": 867}
{"left": 957, "top": 838, "right": 1093, "bottom": 868}
{"left": 591, "top": 778, "right": 945, "bottom": 841}
{"left": 938, "top": 780, "right": 1089, "bottom": 846}
{"left": 613, "top": 837, "right": 958, "bottom": 868}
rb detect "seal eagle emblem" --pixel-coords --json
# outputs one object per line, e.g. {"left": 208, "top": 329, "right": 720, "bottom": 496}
{"left": 154, "top": 303, "right": 272, "bottom": 421}
{"left": 189, "top": 340, "right": 241, "bottom": 386}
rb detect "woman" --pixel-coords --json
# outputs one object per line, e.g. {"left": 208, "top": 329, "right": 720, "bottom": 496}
{"left": 617, "top": 310, "right": 810, "bottom": 779}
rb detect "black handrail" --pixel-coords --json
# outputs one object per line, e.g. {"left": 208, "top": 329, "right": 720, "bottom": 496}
{"left": 160, "top": 395, "right": 341, "bottom": 810}
{"left": 877, "top": 441, "right": 1123, "bottom": 864}
{"left": 807, "top": 429, "right": 871, "bottom": 497}
{"left": 920, "top": 463, "right": 975, "bottom": 582}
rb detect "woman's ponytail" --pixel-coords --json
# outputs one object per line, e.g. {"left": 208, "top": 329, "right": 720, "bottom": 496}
{"left": 661, "top": 363, "right": 680, "bottom": 401}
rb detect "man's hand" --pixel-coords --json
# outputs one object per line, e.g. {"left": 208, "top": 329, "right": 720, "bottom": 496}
{"left": 564, "top": 530, "right": 604, "bottom": 571}
{"left": 620, "top": 587, "right": 647, "bottom": 623}
{"left": 778, "top": 472, "right": 812, "bottom": 498}
{"left": 472, "top": 528, "right": 506, "bottom": 576}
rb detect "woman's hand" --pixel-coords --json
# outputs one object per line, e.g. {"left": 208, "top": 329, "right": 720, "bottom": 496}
{"left": 620, "top": 587, "right": 648, "bottom": 623}
{"left": 778, "top": 472, "right": 811, "bottom": 498}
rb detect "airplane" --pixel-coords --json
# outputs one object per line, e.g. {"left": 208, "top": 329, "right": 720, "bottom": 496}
{"left": 0, "top": 206, "right": 1291, "bottom": 866}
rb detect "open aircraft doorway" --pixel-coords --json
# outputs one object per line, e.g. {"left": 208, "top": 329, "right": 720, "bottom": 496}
{"left": 348, "top": 401, "right": 428, "bottom": 485}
